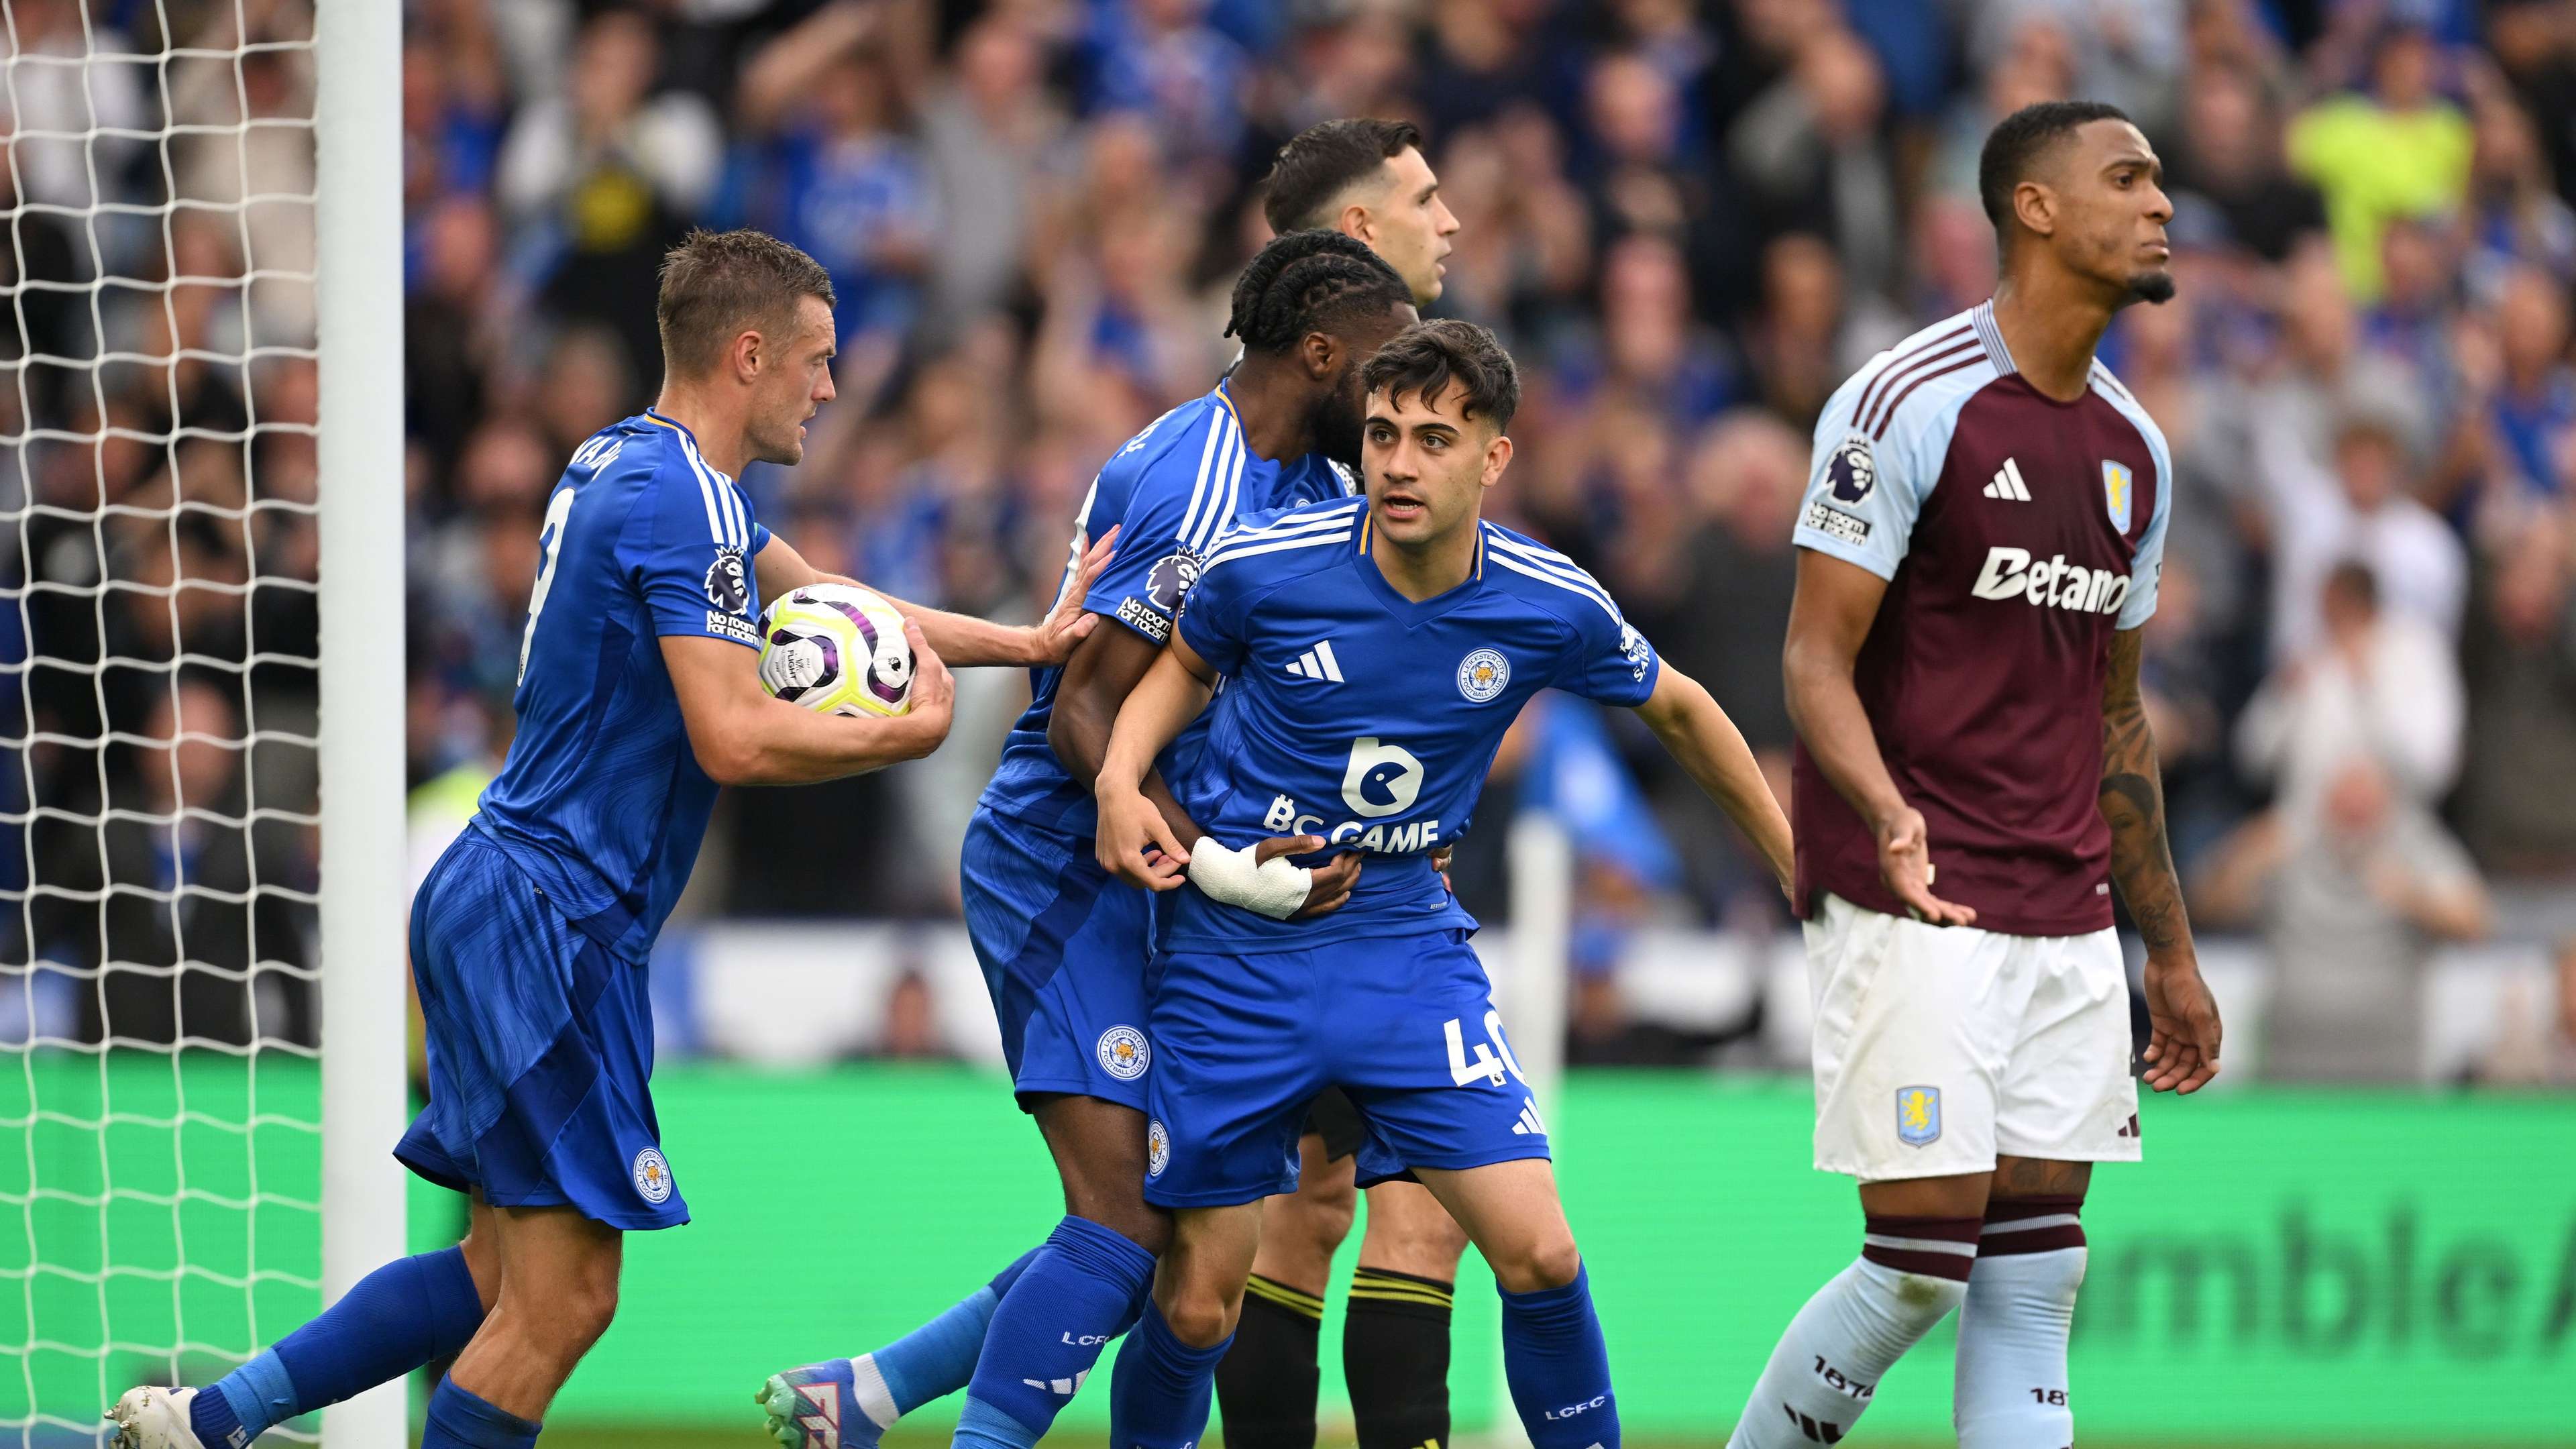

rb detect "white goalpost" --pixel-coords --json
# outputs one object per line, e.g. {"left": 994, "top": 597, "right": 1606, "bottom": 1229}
{"left": 312, "top": 0, "right": 406, "bottom": 1445}
{"left": 0, "top": 1, "right": 405, "bottom": 1444}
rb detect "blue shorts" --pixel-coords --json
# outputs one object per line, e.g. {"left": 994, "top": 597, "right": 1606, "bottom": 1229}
{"left": 394, "top": 833, "right": 687, "bottom": 1231}
{"left": 1145, "top": 928, "right": 1550, "bottom": 1209}
{"left": 960, "top": 806, "right": 1155, "bottom": 1114}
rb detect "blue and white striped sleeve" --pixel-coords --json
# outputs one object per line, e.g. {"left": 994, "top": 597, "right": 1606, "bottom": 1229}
{"left": 1177, "top": 502, "right": 1364, "bottom": 676}
{"left": 625, "top": 442, "right": 761, "bottom": 649}
{"left": 1081, "top": 407, "right": 1244, "bottom": 645}
{"left": 1173, "top": 543, "right": 1253, "bottom": 677}
{"left": 1483, "top": 531, "right": 1660, "bottom": 707}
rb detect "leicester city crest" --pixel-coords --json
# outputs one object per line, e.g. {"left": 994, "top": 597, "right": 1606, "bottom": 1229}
{"left": 1147, "top": 1118, "right": 1170, "bottom": 1178}
{"left": 1457, "top": 647, "right": 1511, "bottom": 702}
{"left": 1096, "top": 1024, "right": 1150, "bottom": 1081}
{"left": 632, "top": 1146, "right": 674, "bottom": 1203}
{"left": 1896, "top": 1086, "right": 1941, "bottom": 1148}
{"left": 2102, "top": 460, "right": 2135, "bottom": 533}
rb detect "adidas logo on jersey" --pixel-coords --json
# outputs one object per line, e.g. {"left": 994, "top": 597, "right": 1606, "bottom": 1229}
{"left": 1512, "top": 1096, "right": 1549, "bottom": 1136}
{"left": 1983, "top": 457, "right": 2033, "bottom": 501}
{"left": 1970, "top": 545, "right": 2131, "bottom": 615}
{"left": 1285, "top": 639, "right": 1345, "bottom": 682}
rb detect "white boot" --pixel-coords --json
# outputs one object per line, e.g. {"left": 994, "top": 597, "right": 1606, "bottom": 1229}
{"left": 107, "top": 1386, "right": 211, "bottom": 1449}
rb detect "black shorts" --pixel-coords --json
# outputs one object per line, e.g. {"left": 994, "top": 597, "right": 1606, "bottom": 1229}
{"left": 1301, "top": 1086, "right": 1417, "bottom": 1185}
{"left": 1304, "top": 1085, "right": 1368, "bottom": 1159}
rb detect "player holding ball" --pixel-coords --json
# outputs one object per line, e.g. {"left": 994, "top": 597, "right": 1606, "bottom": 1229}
{"left": 108, "top": 229, "right": 1111, "bottom": 1449}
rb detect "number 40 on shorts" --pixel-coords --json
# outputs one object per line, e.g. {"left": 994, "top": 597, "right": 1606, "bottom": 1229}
{"left": 1444, "top": 1010, "right": 1528, "bottom": 1087}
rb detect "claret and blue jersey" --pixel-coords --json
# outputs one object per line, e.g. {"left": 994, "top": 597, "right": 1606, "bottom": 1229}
{"left": 1163, "top": 496, "right": 1661, "bottom": 953}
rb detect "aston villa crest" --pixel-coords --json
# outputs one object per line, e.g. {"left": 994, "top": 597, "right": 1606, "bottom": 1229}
{"left": 2102, "top": 460, "right": 2135, "bottom": 533}
{"left": 1896, "top": 1085, "right": 1941, "bottom": 1147}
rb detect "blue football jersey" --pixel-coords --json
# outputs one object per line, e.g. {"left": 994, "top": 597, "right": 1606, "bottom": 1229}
{"left": 1165, "top": 498, "right": 1662, "bottom": 951}
{"left": 472, "top": 411, "right": 770, "bottom": 960}
{"left": 979, "top": 382, "right": 1354, "bottom": 836}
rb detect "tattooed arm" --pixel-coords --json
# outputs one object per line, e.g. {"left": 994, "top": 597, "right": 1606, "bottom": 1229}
{"left": 2100, "top": 627, "right": 2223, "bottom": 1093}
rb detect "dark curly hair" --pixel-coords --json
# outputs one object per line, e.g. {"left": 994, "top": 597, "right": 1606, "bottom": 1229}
{"left": 1224, "top": 229, "right": 1413, "bottom": 356}
{"left": 1359, "top": 319, "right": 1519, "bottom": 432}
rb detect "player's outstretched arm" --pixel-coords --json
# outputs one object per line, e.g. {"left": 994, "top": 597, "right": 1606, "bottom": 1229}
{"left": 751, "top": 528, "right": 1120, "bottom": 667}
{"left": 2100, "top": 627, "right": 2222, "bottom": 1093}
{"left": 661, "top": 627, "right": 955, "bottom": 786}
{"left": 1782, "top": 549, "right": 1976, "bottom": 926}
{"left": 1093, "top": 637, "right": 1218, "bottom": 890}
{"left": 1632, "top": 665, "right": 1794, "bottom": 897}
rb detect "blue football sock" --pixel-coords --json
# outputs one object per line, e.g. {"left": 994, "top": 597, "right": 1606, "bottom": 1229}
{"left": 417, "top": 1381, "right": 538, "bottom": 1449}
{"left": 1499, "top": 1265, "right": 1619, "bottom": 1449}
{"left": 951, "top": 1217, "right": 1156, "bottom": 1449}
{"left": 186, "top": 1381, "right": 246, "bottom": 1449}
{"left": 987, "top": 1248, "right": 1040, "bottom": 1300}
{"left": 193, "top": 1246, "right": 486, "bottom": 1446}
{"left": 862, "top": 1248, "right": 1042, "bottom": 1417}
{"left": 1107, "top": 1298, "right": 1231, "bottom": 1449}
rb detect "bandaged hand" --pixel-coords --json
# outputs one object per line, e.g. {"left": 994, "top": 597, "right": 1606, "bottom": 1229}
{"left": 1184, "top": 836, "right": 1314, "bottom": 919}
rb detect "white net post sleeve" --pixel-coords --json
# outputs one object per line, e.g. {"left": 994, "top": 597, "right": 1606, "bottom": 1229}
{"left": 311, "top": 0, "right": 404, "bottom": 1438}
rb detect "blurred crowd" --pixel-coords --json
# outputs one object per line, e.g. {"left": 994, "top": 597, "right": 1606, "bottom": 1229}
{"left": 9, "top": 0, "right": 2576, "bottom": 1081}
{"left": 1, "top": 0, "right": 324, "bottom": 1049}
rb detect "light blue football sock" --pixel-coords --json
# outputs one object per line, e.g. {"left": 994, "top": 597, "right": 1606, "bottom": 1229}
{"left": 867, "top": 1248, "right": 1040, "bottom": 1415}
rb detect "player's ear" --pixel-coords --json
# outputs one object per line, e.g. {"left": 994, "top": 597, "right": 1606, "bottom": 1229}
{"left": 729, "top": 327, "right": 763, "bottom": 384}
{"left": 1301, "top": 329, "right": 1340, "bottom": 380}
{"left": 1481, "top": 433, "right": 1512, "bottom": 488}
{"left": 2013, "top": 178, "right": 2057, "bottom": 240}
{"left": 1341, "top": 202, "right": 1374, "bottom": 245}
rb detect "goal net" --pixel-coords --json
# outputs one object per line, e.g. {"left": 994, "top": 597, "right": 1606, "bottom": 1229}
{"left": 1, "top": 2, "right": 404, "bottom": 1443}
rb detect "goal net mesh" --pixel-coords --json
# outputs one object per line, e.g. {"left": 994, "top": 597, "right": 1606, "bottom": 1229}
{"left": 1, "top": 1, "right": 327, "bottom": 1441}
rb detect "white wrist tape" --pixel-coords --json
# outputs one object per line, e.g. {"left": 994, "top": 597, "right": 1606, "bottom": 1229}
{"left": 1185, "top": 837, "right": 1312, "bottom": 920}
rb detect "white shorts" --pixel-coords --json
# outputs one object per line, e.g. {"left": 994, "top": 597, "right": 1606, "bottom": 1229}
{"left": 1805, "top": 893, "right": 2141, "bottom": 1181}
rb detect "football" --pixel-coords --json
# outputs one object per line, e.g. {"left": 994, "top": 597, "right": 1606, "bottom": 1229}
{"left": 757, "top": 583, "right": 915, "bottom": 717}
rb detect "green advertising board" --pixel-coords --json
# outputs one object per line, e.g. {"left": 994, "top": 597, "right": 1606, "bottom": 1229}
{"left": 6, "top": 1058, "right": 2573, "bottom": 1444}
